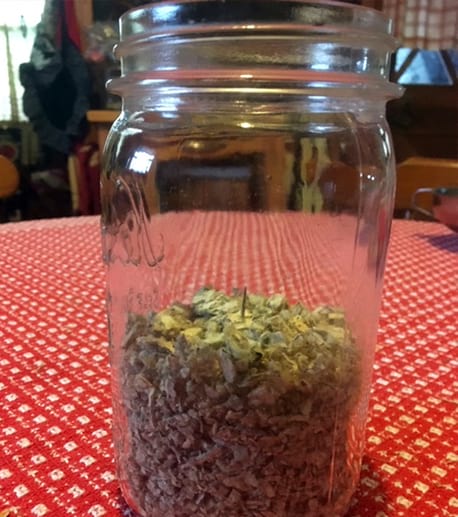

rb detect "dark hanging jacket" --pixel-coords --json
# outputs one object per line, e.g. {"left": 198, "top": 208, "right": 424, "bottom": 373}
{"left": 19, "top": 0, "right": 89, "bottom": 154}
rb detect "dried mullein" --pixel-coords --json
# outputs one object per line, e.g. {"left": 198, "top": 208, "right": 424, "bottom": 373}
{"left": 120, "top": 288, "right": 362, "bottom": 517}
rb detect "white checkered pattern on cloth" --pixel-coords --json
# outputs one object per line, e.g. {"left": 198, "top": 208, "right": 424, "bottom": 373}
{"left": 122, "top": 211, "right": 356, "bottom": 310}
{"left": 0, "top": 216, "right": 457, "bottom": 516}
{"left": 384, "top": 0, "right": 458, "bottom": 50}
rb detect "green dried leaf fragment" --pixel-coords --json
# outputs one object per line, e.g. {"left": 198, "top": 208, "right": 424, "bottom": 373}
{"left": 181, "top": 327, "right": 203, "bottom": 341}
{"left": 266, "top": 294, "right": 287, "bottom": 312}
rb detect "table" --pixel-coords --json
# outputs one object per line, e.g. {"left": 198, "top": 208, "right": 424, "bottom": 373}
{"left": 0, "top": 217, "right": 456, "bottom": 517}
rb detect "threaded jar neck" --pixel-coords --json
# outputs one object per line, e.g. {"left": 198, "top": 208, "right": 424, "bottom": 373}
{"left": 108, "top": 0, "right": 402, "bottom": 102}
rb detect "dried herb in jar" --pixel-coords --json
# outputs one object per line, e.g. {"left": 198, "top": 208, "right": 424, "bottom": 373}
{"left": 121, "top": 288, "right": 362, "bottom": 517}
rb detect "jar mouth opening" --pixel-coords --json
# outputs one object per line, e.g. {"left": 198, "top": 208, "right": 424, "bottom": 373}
{"left": 112, "top": 0, "right": 401, "bottom": 99}
{"left": 119, "top": 0, "right": 392, "bottom": 41}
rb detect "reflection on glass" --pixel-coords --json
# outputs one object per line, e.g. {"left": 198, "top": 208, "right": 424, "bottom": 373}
{"left": 395, "top": 48, "right": 453, "bottom": 85}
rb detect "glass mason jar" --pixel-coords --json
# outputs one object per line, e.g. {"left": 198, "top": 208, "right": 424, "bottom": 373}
{"left": 101, "top": 2, "right": 402, "bottom": 516}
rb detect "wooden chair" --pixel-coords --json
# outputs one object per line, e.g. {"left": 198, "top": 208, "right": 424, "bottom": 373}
{"left": 0, "top": 155, "right": 20, "bottom": 222}
{"left": 395, "top": 157, "right": 458, "bottom": 218}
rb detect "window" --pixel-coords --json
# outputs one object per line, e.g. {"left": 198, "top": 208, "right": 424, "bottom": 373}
{"left": 393, "top": 48, "right": 458, "bottom": 86}
{"left": 0, "top": 0, "right": 45, "bottom": 121}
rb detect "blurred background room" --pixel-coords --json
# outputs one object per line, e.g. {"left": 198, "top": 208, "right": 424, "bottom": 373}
{"left": 0, "top": 0, "right": 457, "bottom": 223}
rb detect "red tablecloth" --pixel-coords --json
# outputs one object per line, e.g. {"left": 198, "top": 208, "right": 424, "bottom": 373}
{"left": 0, "top": 217, "right": 457, "bottom": 517}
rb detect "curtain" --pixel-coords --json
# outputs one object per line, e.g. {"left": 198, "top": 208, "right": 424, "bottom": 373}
{"left": 0, "top": 1, "right": 45, "bottom": 121}
{"left": 384, "top": 0, "right": 458, "bottom": 50}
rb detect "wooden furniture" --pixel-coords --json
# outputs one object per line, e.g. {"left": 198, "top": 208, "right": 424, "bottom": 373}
{"left": 395, "top": 156, "right": 458, "bottom": 217}
{"left": 0, "top": 155, "right": 19, "bottom": 199}
{"left": 0, "top": 155, "right": 20, "bottom": 222}
{"left": 388, "top": 85, "right": 458, "bottom": 162}
{"left": 86, "top": 110, "right": 119, "bottom": 153}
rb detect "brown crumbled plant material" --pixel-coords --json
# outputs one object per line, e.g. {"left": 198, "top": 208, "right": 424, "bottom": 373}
{"left": 121, "top": 288, "right": 362, "bottom": 517}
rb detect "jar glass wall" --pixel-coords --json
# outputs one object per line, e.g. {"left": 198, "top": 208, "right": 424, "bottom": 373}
{"left": 101, "top": 2, "right": 401, "bottom": 516}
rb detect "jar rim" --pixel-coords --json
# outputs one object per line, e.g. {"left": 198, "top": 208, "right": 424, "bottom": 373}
{"left": 111, "top": 0, "right": 402, "bottom": 100}
{"left": 118, "top": 0, "right": 392, "bottom": 42}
